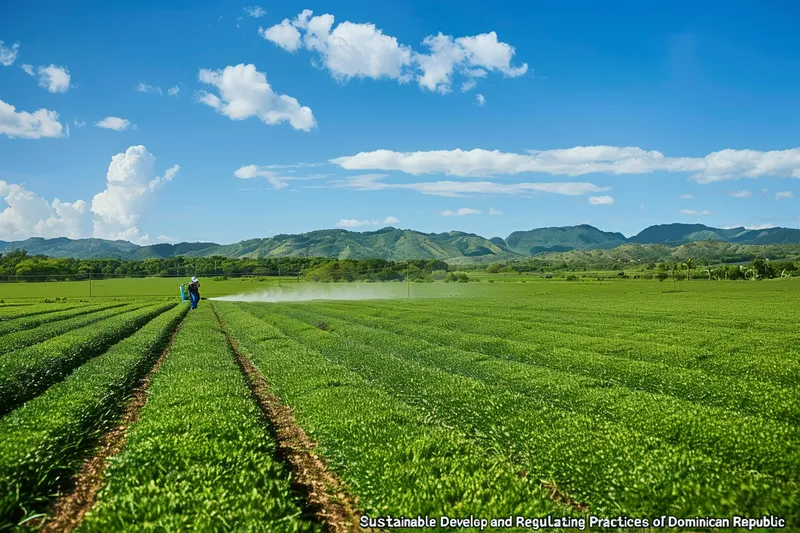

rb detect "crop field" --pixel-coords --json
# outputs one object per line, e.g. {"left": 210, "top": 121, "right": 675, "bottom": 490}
{"left": 0, "top": 280, "right": 798, "bottom": 531}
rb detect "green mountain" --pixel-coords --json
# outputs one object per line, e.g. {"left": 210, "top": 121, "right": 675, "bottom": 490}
{"left": 0, "top": 228, "right": 518, "bottom": 262}
{"left": 2, "top": 223, "right": 800, "bottom": 262}
{"left": 629, "top": 223, "right": 800, "bottom": 245}
{"left": 505, "top": 224, "right": 628, "bottom": 255}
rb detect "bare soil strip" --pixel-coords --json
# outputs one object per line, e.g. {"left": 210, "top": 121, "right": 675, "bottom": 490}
{"left": 38, "top": 321, "right": 185, "bottom": 533}
{"left": 213, "top": 306, "right": 365, "bottom": 533}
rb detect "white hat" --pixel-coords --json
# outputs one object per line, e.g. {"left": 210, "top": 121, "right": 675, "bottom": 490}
{"left": 191, "top": 276, "right": 198, "bottom": 282}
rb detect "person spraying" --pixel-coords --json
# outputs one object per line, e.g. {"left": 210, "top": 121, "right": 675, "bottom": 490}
{"left": 187, "top": 276, "right": 201, "bottom": 309}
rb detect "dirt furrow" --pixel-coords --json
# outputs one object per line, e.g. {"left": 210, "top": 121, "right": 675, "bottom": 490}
{"left": 213, "top": 305, "right": 366, "bottom": 533}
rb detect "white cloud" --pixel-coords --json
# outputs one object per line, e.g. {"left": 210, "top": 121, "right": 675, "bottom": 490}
{"left": 244, "top": 5, "right": 266, "bottom": 18}
{"left": 588, "top": 195, "right": 614, "bottom": 205}
{"left": 680, "top": 209, "right": 711, "bottom": 216}
{"left": 0, "top": 41, "right": 19, "bottom": 66}
{"left": 91, "top": 146, "right": 179, "bottom": 243}
{"left": 261, "top": 10, "right": 525, "bottom": 93}
{"left": 233, "top": 164, "right": 329, "bottom": 190}
{"left": 259, "top": 20, "right": 302, "bottom": 52}
{"left": 96, "top": 117, "right": 131, "bottom": 131}
{"left": 441, "top": 207, "right": 481, "bottom": 216}
{"left": 745, "top": 223, "right": 774, "bottom": 230}
{"left": 461, "top": 80, "right": 477, "bottom": 92}
{"left": 0, "top": 99, "right": 65, "bottom": 139}
{"left": 331, "top": 145, "right": 800, "bottom": 182}
{"left": 489, "top": 207, "right": 501, "bottom": 215}
{"left": 331, "top": 173, "right": 608, "bottom": 198}
{"left": 37, "top": 65, "right": 71, "bottom": 93}
{"left": 0, "top": 182, "right": 90, "bottom": 240}
{"left": 476, "top": 93, "right": 486, "bottom": 106}
{"left": 73, "top": 118, "right": 85, "bottom": 127}
{"left": 336, "top": 216, "right": 398, "bottom": 228}
{"left": 198, "top": 63, "right": 316, "bottom": 131}
{"left": 136, "top": 82, "right": 162, "bottom": 95}
{"left": 679, "top": 194, "right": 693, "bottom": 199}
{"left": 0, "top": 146, "right": 176, "bottom": 243}
{"left": 20, "top": 64, "right": 34, "bottom": 76}
{"left": 729, "top": 190, "right": 751, "bottom": 198}
{"left": 157, "top": 234, "right": 178, "bottom": 242}
{"left": 776, "top": 191, "right": 794, "bottom": 200}
{"left": 167, "top": 84, "right": 182, "bottom": 97}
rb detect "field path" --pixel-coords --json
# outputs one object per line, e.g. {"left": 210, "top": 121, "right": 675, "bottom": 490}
{"left": 38, "top": 316, "right": 185, "bottom": 533}
{"left": 213, "top": 303, "right": 365, "bottom": 533}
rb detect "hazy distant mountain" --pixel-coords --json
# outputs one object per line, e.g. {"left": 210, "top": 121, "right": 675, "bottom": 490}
{"left": 629, "top": 223, "right": 800, "bottom": 245}
{"left": 505, "top": 224, "right": 628, "bottom": 255}
{"left": 2, "top": 223, "right": 800, "bottom": 261}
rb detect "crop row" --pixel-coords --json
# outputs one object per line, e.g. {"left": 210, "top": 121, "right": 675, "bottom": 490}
{"left": 0, "top": 302, "right": 145, "bottom": 355}
{"left": 0, "top": 304, "right": 188, "bottom": 528}
{"left": 288, "top": 301, "right": 799, "bottom": 423}
{"left": 213, "top": 301, "right": 570, "bottom": 521}
{"left": 0, "top": 302, "right": 126, "bottom": 337}
{"left": 269, "top": 304, "right": 800, "bottom": 481}
{"left": 78, "top": 305, "right": 318, "bottom": 532}
{"left": 0, "top": 302, "right": 88, "bottom": 322}
{"left": 240, "top": 303, "right": 799, "bottom": 519}
{"left": 309, "top": 300, "right": 799, "bottom": 387}
{"left": 0, "top": 302, "right": 176, "bottom": 416}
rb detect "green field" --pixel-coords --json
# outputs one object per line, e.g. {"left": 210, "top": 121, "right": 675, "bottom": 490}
{"left": 0, "top": 279, "right": 798, "bottom": 530}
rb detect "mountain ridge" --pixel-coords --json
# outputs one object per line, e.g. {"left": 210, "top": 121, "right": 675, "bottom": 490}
{"left": 1, "top": 223, "right": 799, "bottom": 262}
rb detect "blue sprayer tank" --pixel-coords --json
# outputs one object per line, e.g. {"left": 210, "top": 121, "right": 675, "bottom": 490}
{"left": 179, "top": 284, "right": 186, "bottom": 302}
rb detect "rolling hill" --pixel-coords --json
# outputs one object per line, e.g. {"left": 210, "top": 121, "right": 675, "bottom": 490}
{"left": 1, "top": 223, "right": 799, "bottom": 261}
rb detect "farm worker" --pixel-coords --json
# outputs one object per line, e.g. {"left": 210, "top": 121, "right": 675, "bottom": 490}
{"left": 188, "top": 276, "right": 201, "bottom": 309}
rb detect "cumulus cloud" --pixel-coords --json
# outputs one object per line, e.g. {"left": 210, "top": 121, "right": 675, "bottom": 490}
{"left": 259, "top": 21, "right": 302, "bottom": 52}
{"left": 198, "top": 63, "right": 316, "bottom": 131}
{"left": 331, "top": 145, "right": 800, "bottom": 182}
{"left": 157, "top": 234, "right": 178, "bottom": 242}
{"left": 441, "top": 207, "right": 481, "bottom": 216}
{"left": 476, "top": 93, "right": 486, "bottom": 106}
{"left": 96, "top": 117, "right": 131, "bottom": 131}
{"left": 168, "top": 84, "right": 182, "bottom": 97}
{"left": 330, "top": 174, "right": 608, "bottom": 198}
{"left": 729, "top": 190, "right": 751, "bottom": 198}
{"left": 136, "top": 82, "right": 162, "bottom": 95}
{"left": 91, "top": 146, "right": 179, "bottom": 243}
{"left": 37, "top": 65, "right": 71, "bottom": 93}
{"left": 0, "top": 99, "right": 65, "bottom": 139}
{"left": 0, "top": 146, "right": 176, "bottom": 243}
{"left": 0, "top": 41, "right": 19, "bottom": 66}
{"left": 260, "top": 10, "right": 526, "bottom": 93}
{"left": 73, "top": 118, "right": 85, "bottom": 127}
{"left": 244, "top": 5, "right": 266, "bottom": 18}
{"left": 336, "top": 216, "right": 398, "bottom": 228}
{"left": 680, "top": 194, "right": 693, "bottom": 199}
{"left": 588, "top": 195, "right": 614, "bottom": 205}
{"left": 0, "top": 182, "right": 90, "bottom": 240}
{"left": 775, "top": 191, "right": 794, "bottom": 200}
{"left": 489, "top": 207, "right": 501, "bottom": 215}
{"left": 680, "top": 209, "right": 711, "bottom": 216}
{"left": 20, "top": 64, "right": 34, "bottom": 76}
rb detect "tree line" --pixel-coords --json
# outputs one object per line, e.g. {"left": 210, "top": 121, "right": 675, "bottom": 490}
{"left": 0, "top": 250, "right": 453, "bottom": 282}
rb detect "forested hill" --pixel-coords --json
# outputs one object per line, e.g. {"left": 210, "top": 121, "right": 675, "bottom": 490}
{"left": 1, "top": 223, "right": 800, "bottom": 261}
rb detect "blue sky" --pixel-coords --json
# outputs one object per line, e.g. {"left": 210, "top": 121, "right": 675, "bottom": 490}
{"left": 1, "top": 0, "right": 799, "bottom": 244}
